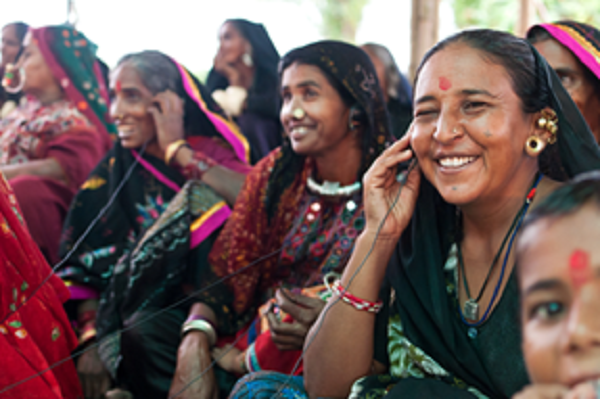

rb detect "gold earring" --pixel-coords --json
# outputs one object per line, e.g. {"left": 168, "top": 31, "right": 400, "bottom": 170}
{"left": 293, "top": 108, "right": 305, "bottom": 119}
{"left": 525, "top": 136, "right": 545, "bottom": 156}
{"left": 537, "top": 108, "right": 559, "bottom": 144}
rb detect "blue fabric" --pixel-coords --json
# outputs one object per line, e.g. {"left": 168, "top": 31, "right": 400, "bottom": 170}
{"left": 230, "top": 371, "right": 307, "bottom": 399}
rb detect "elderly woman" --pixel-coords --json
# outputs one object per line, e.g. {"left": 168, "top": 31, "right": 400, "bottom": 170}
{"left": 168, "top": 40, "right": 393, "bottom": 399}
{"left": 0, "top": 174, "right": 82, "bottom": 398}
{"left": 57, "top": 51, "right": 250, "bottom": 399}
{"left": 528, "top": 21, "right": 600, "bottom": 145}
{"left": 361, "top": 43, "right": 413, "bottom": 139}
{"left": 0, "top": 21, "right": 28, "bottom": 117}
{"left": 0, "top": 25, "right": 113, "bottom": 265}
{"left": 207, "top": 19, "right": 281, "bottom": 163}
{"left": 304, "top": 29, "right": 600, "bottom": 398}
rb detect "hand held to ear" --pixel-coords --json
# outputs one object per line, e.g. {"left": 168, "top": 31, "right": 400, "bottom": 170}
{"left": 362, "top": 128, "right": 421, "bottom": 240}
{"left": 147, "top": 91, "right": 186, "bottom": 152}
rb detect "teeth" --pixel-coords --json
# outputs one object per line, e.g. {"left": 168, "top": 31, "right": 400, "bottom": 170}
{"left": 291, "top": 126, "right": 309, "bottom": 136}
{"left": 439, "top": 156, "right": 476, "bottom": 167}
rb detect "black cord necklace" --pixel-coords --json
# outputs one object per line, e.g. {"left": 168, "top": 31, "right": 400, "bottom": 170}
{"left": 456, "top": 173, "right": 542, "bottom": 323}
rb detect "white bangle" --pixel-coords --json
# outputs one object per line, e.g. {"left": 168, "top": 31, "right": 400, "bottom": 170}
{"left": 181, "top": 320, "right": 217, "bottom": 347}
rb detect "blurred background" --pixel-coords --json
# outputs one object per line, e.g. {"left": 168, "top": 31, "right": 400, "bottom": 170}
{"left": 1, "top": 0, "right": 598, "bottom": 80}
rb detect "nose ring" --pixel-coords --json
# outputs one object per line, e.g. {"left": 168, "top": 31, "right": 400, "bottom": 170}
{"left": 293, "top": 108, "right": 305, "bottom": 119}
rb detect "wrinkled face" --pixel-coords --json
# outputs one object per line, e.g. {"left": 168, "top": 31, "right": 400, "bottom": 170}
{"left": 362, "top": 47, "right": 388, "bottom": 101}
{"left": 280, "top": 62, "right": 357, "bottom": 158}
{"left": 217, "top": 22, "right": 250, "bottom": 65}
{"left": 534, "top": 38, "right": 600, "bottom": 142}
{"left": 109, "top": 63, "right": 157, "bottom": 149}
{"left": 15, "top": 33, "right": 60, "bottom": 96}
{"left": 518, "top": 203, "right": 600, "bottom": 387}
{"left": 1, "top": 25, "right": 22, "bottom": 67}
{"left": 411, "top": 43, "right": 538, "bottom": 207}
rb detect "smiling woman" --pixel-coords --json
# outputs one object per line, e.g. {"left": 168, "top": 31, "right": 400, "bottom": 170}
{"left": 56, "top": 50, "right": 251, "bottom": 399}
{"left": 302, "top": 29, "right": 600, "bottom": 399}
{"left": 169, "top": 40, "right": 393, "bottom": 398}
{"left": 0, "top": 25, "right": 113, "bottom": 265}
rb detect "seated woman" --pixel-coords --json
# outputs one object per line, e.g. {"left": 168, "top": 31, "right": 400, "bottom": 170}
{"left": 303, "top": 29, "right": 600, "bottom": 398}
{"left": 169, "top": 40, "right": 393, "bottom": 399}
{"left": 361, "top": 43, "right": 413, "bottom": 139}
{"left": 57, "top": 50, "right": 250, "bottom": 399}
{"left": 0, "top": 21, "right": 28, "bottom": 118}
{"left": 207, "top": 19, "right": 281, "bottom": 164}
{"left": 0, "top": 25, "right": 113, "bottom": 264}
{"left": 514, "top": 172, "right": 600, "bottom": 399}
{"left": 528, "top": 21, "right": 600, "bottom": 144}
{"left": 0, "top": 174, "right": 82, "bottom": 398}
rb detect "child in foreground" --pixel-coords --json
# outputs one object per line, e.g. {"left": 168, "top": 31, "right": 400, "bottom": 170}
{"left": 514, "top": 172, "right": 600, "bottom": 399}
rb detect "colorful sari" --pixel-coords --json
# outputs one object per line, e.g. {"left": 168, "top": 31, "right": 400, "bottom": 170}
{"left": 57, "top": 56, "right": 249, "bottom": 398}
{"left": 200, "top": 40, "right": 393, "bottom": 394}
{"left": 0, "top": 174, "right": 82, "bottom": 398}
{"left": 527, "top": 21, "right": 600, "bottom": 82}
{"left": 1, "top": 25, "right": 113, "bottom": 265}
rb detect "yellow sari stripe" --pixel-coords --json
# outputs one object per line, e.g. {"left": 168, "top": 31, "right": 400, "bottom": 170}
{"left": 190, "top": 201, "right": 229, "bottom": 232}
{"left": 553, "top": 23, "right": 600, "bottom": 63}
{"left": 178, "top": 67, "right": 251, "bottom": 162}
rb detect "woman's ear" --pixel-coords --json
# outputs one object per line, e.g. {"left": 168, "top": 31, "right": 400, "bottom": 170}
{"left": 532, "top": 107, "right": 558, "bottom": 144}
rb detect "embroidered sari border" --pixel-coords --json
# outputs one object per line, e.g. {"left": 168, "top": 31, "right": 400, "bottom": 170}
{"left": 190, "top": 201, "right": 231, "bottom": 249}
{"left": 541, "top": 23, "right": 600, "bottom": 80}
{"left": 173, "top": 61, "right": 251, "bottom": 163}
{"left": 131, "top": 150, "right": 180, "bottom": 193}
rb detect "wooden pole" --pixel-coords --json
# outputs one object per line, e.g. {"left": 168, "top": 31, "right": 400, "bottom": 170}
{"left": 409, "top": 0, "right": 440, "bottom": 81}
{"left": 517, "top": 0, "right": 534, "bottom": 37}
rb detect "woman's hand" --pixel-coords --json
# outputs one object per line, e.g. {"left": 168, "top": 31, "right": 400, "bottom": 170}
{"left": 362, "top": 128, "right": 421, "bottom": 240}
{"left": 169, "top": 332, "right": 218, "bottom": 399}
{"left": 77, "top": 346, "right": 111, "bottom": 399}
{"left": 266, "top": 288, "right": 326, "bottom": 351}
{"left": 147, "top": 91, "right": 186, "bottom": 152}
{"left": 512, "top": 384, "right": 568, "bottom": 399}
{"left": 211, "top": 345, "right": 246, "bottom": 375}
{"left": 213, "top": 52, "right": 242, "bottom": 87}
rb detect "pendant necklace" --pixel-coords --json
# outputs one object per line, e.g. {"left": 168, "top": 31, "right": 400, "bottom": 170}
{"left": 456, "top": 173, "right": 542, "bottom": 338}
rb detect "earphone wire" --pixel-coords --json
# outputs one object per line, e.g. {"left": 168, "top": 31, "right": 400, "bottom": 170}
{"left": 0, "top": 155, "right": 417, "bottom": 397}
{"left": 1, "top": 141, "right": 148, "bottom": 326}
{"left": 270, "top": 159, "right": 417, "bottom": 399}
{"left": 0, "top": 245, "right": 284, "bottom": 395}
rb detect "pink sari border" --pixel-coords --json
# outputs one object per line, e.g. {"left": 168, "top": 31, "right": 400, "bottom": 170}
{"left": 32, "top": 27, "right": 112, "bottom": 140}
{"left": 131, "top": 150, "right": 181, "bottom": 193}
{"left": 172, "top": 61, "right": 251, "bottom": 164}
{"left": 540, "top": 23, "right": 600, "bottom": 80}
{"left": 190, "top": 204, "right": 231, "bottom": 249}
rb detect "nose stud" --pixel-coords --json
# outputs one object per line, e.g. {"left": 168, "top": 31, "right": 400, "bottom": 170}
{"left": 293, "top": 108, "right": 305, "bottom": 119}
{"left": 452, "top": 127, "right": 460, "bottom": 135}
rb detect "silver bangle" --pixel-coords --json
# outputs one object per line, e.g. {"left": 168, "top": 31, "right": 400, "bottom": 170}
{"left": 181, "top": 320, "right": 217, "bottom": 347}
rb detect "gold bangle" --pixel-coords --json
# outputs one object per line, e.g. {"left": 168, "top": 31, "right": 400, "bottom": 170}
{"left": 164, "top": 139, "right": 188, "bottom": 165}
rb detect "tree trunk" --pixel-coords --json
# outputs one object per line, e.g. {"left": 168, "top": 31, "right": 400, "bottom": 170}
{"left": 410, "top": 0, "right": 440, "bottom": 80}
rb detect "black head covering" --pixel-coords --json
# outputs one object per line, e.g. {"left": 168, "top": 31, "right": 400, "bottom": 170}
{"left": 206, "top": 19, "right": 280, "bottom": 119}
{"left": 385, "top": 39, "right": 600, "bottom": 397}
{"left": 265, "top": 40, "right": 394, "bottom": 220}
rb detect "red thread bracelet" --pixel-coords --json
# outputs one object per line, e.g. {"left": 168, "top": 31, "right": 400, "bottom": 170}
{"left": 324, "top": 273, "right": 383, "bottom": 313}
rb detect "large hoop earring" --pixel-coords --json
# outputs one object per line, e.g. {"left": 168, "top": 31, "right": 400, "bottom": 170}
{"left": 525, "top": 135, "right": 545, "bottom": 156}
{"left": 242, "top": 52, "right": 253, "bottom": 67}
{"left": 2, "top": 65, "right": 25, "bottom": 94}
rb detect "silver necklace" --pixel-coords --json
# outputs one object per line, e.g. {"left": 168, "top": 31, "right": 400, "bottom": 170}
{"left": 306, "top": 176, "right": 361, "bottom": 197}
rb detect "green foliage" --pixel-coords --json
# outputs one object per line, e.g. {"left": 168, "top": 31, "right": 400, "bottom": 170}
{"left": 316, "top": 0, "right": 370, "bottom": 42}
{"left": 451, "top": 0, "right": 600, "bottom": 32}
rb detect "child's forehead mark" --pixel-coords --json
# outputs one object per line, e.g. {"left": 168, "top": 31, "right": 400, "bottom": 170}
{"left": 569, "top": 249, "right": 593, "bottom": 289}
{"left": 115, "top": 80, "right": 122, "bottom": 92}
{"left": 439, "top": 77, "right": 452, "bottom": 91}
